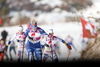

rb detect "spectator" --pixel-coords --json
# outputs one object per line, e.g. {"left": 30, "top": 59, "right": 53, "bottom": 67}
{"left": 0, "top": 39, "right": 6, "bottom": 62}
{"left": 1, "top": 30, "right": 9, "bottom": 61}
{"left": 1, "top": 29, "right": 8, "bottom": 44}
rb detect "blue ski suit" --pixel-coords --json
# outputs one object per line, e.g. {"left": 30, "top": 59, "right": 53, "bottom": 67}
{"left": 24, "top": 27, "right": 47, "bottom": 62}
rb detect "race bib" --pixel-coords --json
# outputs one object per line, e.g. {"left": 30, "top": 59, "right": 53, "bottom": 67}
{"left": 46, "top": 47, "right": 51, "bottom": 51}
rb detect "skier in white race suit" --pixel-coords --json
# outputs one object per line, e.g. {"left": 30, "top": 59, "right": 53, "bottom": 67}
{"left": 7, "top": 25, "right": 26, "bottom": 62}
{"left": 42, "top": 29, "right": 72, "bottom": 62}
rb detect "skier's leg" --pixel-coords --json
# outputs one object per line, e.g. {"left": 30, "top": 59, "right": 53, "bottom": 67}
{"left": 35, "top": 48, "right": 42, "bottom": 62}
{"left": 55, "top": 45, "right": 61, "bottom": 55}
{"left": 21, "top": 47, "right": 24, "bottom": 62}
{"left": 28, "top": 49, "right": 34, "bottom": 62}
{"left": 9, "top": 46, "right": 12, "bottom": 61}
{"left": 26, "top": 41, "right": 35, "bottom": 62}
{"left": 4, "top": 50, "right": 9, "bottom": 61}
{"left": 17, "top": 50, "right": 21, "bottom": 62}
{"left": 42, "top": 53, "right": 49, "bottom": 62}
{"left": 13, "top": 46, "right": 16, "bottom": 55}
{"left": 51, "top": 52, "right": 58, "bottom": 62}
{"left": 9, "top": 46, "right": 14, "bottom": 61}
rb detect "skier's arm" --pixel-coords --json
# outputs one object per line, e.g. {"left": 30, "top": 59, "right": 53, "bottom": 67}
{"left": 24, "top": 28, "right": 30, "bottom": 37}
{"left": 39, "top": 28, "right": 48, "bottom": 35}
{"left": 5, "top": 34, "right": 16, "bottom": 51}
{"left": 24, "top": 28, "right": 30, "bottom": 41}
{"left": 7, "top": 34, "right": 16, "bottom": 46}
{"left": 57, "top": 37, "right": 72, "bottom": 50}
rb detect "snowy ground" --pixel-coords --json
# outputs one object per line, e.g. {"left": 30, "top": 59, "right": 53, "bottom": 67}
{"left": 0, "top": 22, "right": 84, "bottom": 62}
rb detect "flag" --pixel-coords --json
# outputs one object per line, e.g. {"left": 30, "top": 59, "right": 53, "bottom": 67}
{"left": 80, "top": 17, "right": 98, "bottom": 38}
{"left": 0, "top": 18, "right": 2, "bottom": 25}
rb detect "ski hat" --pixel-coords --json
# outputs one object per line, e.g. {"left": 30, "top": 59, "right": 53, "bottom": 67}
{"left": 30, "top": 19, "right": 37, "bottom": 28}
{"left": 18, "top": 25, "right": 23, "bottom": 31}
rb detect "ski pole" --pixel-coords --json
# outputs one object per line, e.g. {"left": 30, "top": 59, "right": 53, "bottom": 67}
{"left": 72, "top": 45, "right": 77, "bottom": 51}
{"left": 50, "top": 38, "right": 54, "bottom": 62}
{"left": 21, "top": 41, "right": 24, "bottom": 62}
{"left": 66, "top": 50, "right": 70, "bottom": 61}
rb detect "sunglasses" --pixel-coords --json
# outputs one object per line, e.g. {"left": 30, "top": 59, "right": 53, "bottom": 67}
{"left": 30, "top": 23, "right": 37, "bottom": 27}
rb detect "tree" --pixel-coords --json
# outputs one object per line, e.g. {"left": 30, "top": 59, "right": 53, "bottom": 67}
{"left": 0, "top": 0, "right": 9, "bottom": 26}
{"left": 61, "top": 0, "right": 93, "bottom": 12}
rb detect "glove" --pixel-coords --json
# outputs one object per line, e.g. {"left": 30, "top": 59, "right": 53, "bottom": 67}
{"left": 44, "top": 44, "right": 49, "bottom": 47}
{"left": 4, "top": 46, "right": 8, "bottom": 51}
{"left": 4, "top": 44, "right": 10, "bottom": 51}
{"left": 66, "top": 44, "right": 72, "bottom": 50}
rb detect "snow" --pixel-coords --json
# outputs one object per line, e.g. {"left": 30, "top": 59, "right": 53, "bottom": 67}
{"left": 0, "top": 22, "right": 83, "bottom": 62}
{"left": 1, "top": 0, "right": 100, "bottom": 62}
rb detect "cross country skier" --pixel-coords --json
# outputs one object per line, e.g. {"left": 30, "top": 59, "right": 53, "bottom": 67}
{"left": 8, "top": 38, "right": 16, "bottom": 61}
{"left": 24, "top": 19, "right": 47, "bottom": 62}
{"left": 42, "top": 29, "right": 72, "bottom": 62}
{"left": 80, "top": 34, "right": 88, "bottom": 51}
{"left": 7, "top": 25, "right": 26, "bottom": 62}
{"left": 65, "top": 35, "right": 77, "bottom": 51}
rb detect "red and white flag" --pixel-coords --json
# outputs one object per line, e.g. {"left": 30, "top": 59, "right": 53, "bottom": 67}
{"left": 80, "top": 17, "right": 98, "bottom": 38}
